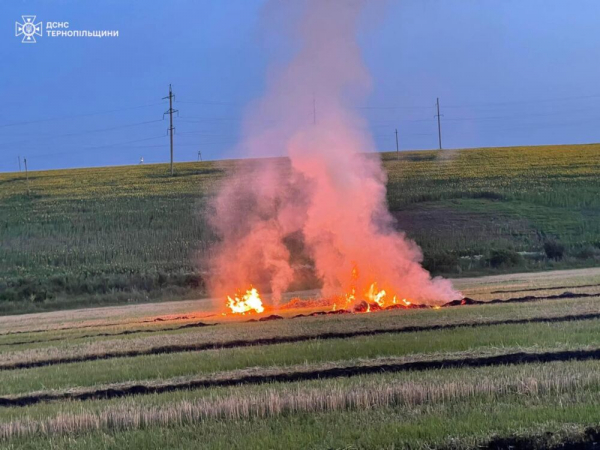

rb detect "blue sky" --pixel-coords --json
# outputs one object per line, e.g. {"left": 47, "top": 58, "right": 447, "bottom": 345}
{"left": 1, "top": 0, "right": 600, "bottom": 172}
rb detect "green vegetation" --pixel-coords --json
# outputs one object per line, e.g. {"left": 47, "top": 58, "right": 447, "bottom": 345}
{"left": 383, "top": 145, "right": 600, "bottom": 274}
{"left": 2, "top": 144, "right": 600, "bottom": 313}
{"left": 4, "top": 360, "right": 600, "bottom": 449}
{"left": 3, "top": 317, "right": 600, "bottom": 396}
{"left": 7, "top": 381, "right": 600, "bottom": 450}
{"left": 0, "top": 270, "right": 600, "bottom": 449}
{"left": 9, "top": 402, "right": 600, "bottom": 450}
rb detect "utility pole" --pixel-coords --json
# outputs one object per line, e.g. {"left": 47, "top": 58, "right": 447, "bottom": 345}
{"left": 395, "top": 128, "right": 399, "bottom": 160}
{"left": 23, "top": 158, "right": 29, "bottom": 196}
{"left": 435, "top": 97, "right": 443, "bottom": 150}
{"left": 18, "top": 156, "right": 21, "bottom": 172}
{"left": 163, "top": 84, "right": 178, "bottom": 176}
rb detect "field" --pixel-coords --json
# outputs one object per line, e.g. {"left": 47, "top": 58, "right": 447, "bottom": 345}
{"left": 0, "top": 267, "right": 599, "bottom": 449}
{"left": 2, "top": 143, "right": 600, "bottom": 315}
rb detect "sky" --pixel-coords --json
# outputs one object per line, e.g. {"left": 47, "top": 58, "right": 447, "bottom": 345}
{"left": 1, "top": 0, "right": 600, "bottom": 172}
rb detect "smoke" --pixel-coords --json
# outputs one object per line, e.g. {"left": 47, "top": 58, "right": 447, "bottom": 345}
{"left": 206, "top": 0, "right": 460, "bottom": 305}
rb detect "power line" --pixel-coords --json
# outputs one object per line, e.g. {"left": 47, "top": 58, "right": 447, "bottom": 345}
{"left": 368, "top": 118, "right": 436, "bottom": 125}
{"left": 360, "top": 92, "right": 600, "bottom": 111}
{"left": 435, "top": 98, "right": 443, "bottom": 150}
{"left": 175, "top": 99, "right": 240, "bottom": 106}
{"left": 128, "top": 142, "right": 235, "bottom": 149}
{"left": 0, "top": 102, "right": 167, "bottom": 129}
{"left": 441, "top": 108, "right": 599, "bottom": 122}
{"left": 178, "top": 117, "right": 241, "bottom": 123}
{"left": 7, "top": 88, "right": 600, "bottom": 171}
{"left": 177, "top": 131, "right": 233, "bottom": 136}
{"left": 478, "top": 116, "right": 600, "bottom": 133}
{"left": 5, "top": 91, "right": 597, "bottom": 132}
{"left": 0, "top": 119, "right": 164, "bottom": 148}
{"left": 82, "top": 135, "right": 167, "bottom": 151}
{"left": 23, "top": 158, "right": 29, "bottom": 196}
{"left": 163, "top": 84, "right": 178, "bottom": 176}
{"left": 27, "top": 135, "right": 167, "bottom": 159}
{"left": 358, "top": 105, "right": 432, "bottom": 110}
{"left": 444, "top": 93, "right": 600, "bottom": 108}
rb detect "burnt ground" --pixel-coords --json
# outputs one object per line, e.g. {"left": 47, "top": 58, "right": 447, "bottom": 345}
{"left": 444, "top": 291, "right": 598, "bottom": 306}
{"left": 473, "top": 427, "right": 600, "bottom": 450}
{"left": 4, "top": 346, "right": 600, "bottom": 407}
{"left": 2, "top": 289, "right": 596, "bottom": 349}
{"left": 0, "top": 321, "right": 213, "bottom": 347}
{"left": 2, "top": 309, "right": 600, "bottom": 372}
{"left": 490, "top": 283, "right": 600, "bottom": 294}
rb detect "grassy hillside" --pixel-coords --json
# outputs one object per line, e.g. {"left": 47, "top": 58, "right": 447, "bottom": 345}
{"left": 1, "top": 144, "right": 600, "bottom": 313}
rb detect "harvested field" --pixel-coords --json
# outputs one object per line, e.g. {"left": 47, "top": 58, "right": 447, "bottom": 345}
{"left": 1, "top": 309, "right": 600, "bottom": 372}
{"left": 5, "top": 346, "right": 600, "bottom": 407}
{"left": 1, "top": 268, "right": 600, "bottom": 449}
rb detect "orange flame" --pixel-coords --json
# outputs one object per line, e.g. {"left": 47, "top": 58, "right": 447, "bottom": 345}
{"left": 366, "top": 282, "right": 387, "bottom": 307}
{"left": 337, "top": 265, "right": 414, "bottom": 312}
{"left": 226, "top": 287, "right": 265, "bottom": 314}
{"left": 344, "top": 287, "right": 357, "bottom": 307}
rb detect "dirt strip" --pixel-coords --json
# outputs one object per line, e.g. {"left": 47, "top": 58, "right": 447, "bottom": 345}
{"left": 0, "top": 314, "right": 212, "bottom": 338}
{"left": 490, "top": 283, "right": 600, "bottom": 294}
{"left": 1, "top": 290, "right": 597, "bottom": 340}
{"left": 2, "top": 311, "right": 600, "bottom": 372}
{"left": 445, "top": 291, "right": 598, "bottom": 306}
{"left": 3, "top": 345, "right": 600, "bottom": 407}
{"left": 0, "top": 322, "right": 214, "bottom": 348}
{"left": 0, "top": 321, "right": 143, "bottom": 337}
{"left": 475, "top": 427, "right": 600, "bottom": 450}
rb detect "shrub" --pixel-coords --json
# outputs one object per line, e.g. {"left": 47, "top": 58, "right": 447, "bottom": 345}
{"left": 574, "top": 245, "right": 600, "bottom": 260}
{"left": 544, "top": 240, "right": 565, "bottom": 260}
{"left": 422, "top": 251, "right": 460, "bottom": 274}
{"left": 488, "top": 249, "right": 522, "bottom": 268}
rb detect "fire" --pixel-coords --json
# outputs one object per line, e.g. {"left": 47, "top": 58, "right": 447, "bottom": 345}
{"left": 226, "top": 287, "right": 265, "bottom": 314}
{"left": 366, "top": 282, "right": 387, "bottom": 307}
{"left": 336, "top": 279, "right": 415, "bottom": 312}
{"left": 344, "top": 287, "right": 357, "bottom": 307}
{"left": 343, "top": 264, "right": 359, "bottom": 307}
{"left": 338, "top": 265, "right": 414, "bottom": 312}
{"left": 224, "top": 266, "right": 439, "bottom": 316}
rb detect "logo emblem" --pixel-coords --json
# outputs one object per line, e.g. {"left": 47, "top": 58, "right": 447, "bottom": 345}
{"left": 15, "top": 15, "right": 42, "bottom": 43}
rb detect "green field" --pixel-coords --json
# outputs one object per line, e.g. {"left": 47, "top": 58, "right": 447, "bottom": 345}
{"left": 1, "top": 269, "right": 600, "bottom": 449}
{"left": 2, "top": 144, "right": 600, "bottom": 314}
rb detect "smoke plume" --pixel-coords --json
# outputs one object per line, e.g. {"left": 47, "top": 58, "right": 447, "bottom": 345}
{"left": 206, "top": 0, "right": 460, "bottom": 305}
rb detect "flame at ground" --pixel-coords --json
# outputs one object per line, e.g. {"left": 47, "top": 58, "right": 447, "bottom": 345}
{"left": 224, "top": 265, "right": 443, "bottom": 316}
{"left": 341, "top": 265, "right": 414, "bottom": 311}
{"left": 222, "top": 274, "right": 449, "bottom": 317}
{"left": 362, "top": 283, "right": 410, "bottom": 309}
{"left": 366, "top": 282, "right": 387, "bottom": 307}
{"left": 226, "top": 287, "right": 265, "bottom": 314}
